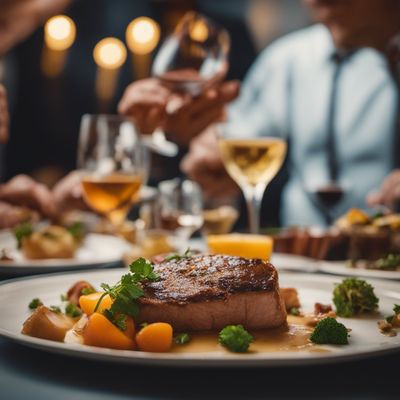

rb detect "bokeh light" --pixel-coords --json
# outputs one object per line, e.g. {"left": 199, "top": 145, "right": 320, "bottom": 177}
{"left": 44, "top": 15, "right": 76, "bottom": 51}
{"left": 126, "top": 17, "right": 160, "bottom": 54}
{"left": 93, "top": 38, "right": 127, "bottom": 69}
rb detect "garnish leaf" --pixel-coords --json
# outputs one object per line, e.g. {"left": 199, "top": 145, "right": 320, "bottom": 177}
{"left": 50, "top": 305, "right": 61, "bottom": 313}
{"left": 14, "top": 222, "right": 33, "bottom": 248}
{"left": 174, "top": 333, "right": 191, "bottom": 345}
{"left": 65, "top": 303, "right": 82, "bottom": 318}
{"left": 28, "top": 298, "right": 43, "bottom": 310}
{"left": 67, "top": 221, "right": 85, "bottom": 241}
{"left": 95, "top": 257, "right": 158, "bottom": 331}
{"left": 165, "top": 248, "right": 192, "bottom": 262}
{"left": 81, "top": 287, "right": 96, "bottom": 295}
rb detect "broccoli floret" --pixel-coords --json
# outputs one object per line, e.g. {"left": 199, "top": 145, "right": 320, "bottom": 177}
{"left": 218, "top": 325, "right": 253, "bottom": 352}
{"left": 310, "top": 317, "right": 349, "bottom": 345}
{"left": 333, "top": 278, "right": 379, "bottom": 317}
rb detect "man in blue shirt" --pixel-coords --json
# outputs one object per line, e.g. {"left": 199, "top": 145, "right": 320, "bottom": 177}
{"left": 121, "top": 0, "right": 400, "bottom": 226}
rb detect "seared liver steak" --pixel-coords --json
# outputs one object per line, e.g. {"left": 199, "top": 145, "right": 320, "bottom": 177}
{"left": 138, "top": 255, "right": 287, "bottom": 331}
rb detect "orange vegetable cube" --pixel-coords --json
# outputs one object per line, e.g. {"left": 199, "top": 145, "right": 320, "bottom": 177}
{"left": 79, "top": 292, "right": 113, "bottom": 315}
{"left": 136, "top": 322, "right": 173, "bottom": 352}
{"left": 83, "top": 312, "right": 135, "bottom": 350}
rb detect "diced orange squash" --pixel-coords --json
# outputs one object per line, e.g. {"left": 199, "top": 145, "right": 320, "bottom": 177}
{"left": 79, "top": 292, "right": 113, "bottom": 315}
{"left": 207, "top": 233, "right": 273, "bottom": 260}
{"left": 83, "top": 312, "right": 135, "bottom": 350}
{"left": 136, "top": 322, "right": 173, "bottom": 352}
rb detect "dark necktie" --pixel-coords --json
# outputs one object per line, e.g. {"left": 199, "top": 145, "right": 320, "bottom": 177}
{"left": 326, "top": 51, "right": 355, "bottom": 182}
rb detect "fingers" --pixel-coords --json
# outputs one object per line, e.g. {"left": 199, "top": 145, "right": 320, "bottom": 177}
{"left": 0, "top": 174, "right": 57, "bottom": 218}
{"left": 366, "top": 170, "right": 400, "bottom": 210}
{"left": 0, "top": 84, "right": 9, "bottom": 143}
{"left": 118, "top": 79, "right": 171, "bottom": 134}
{"left": 53, "top": 170, "right": 87, "bottom": 213}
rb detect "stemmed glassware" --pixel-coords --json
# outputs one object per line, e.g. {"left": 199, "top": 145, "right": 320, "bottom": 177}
{"left": 157, "top": 178, "right": 204, "bottom": 245}
{"left": 217, "top": 125, "right": 287, "bottom": 234}
{"left": 77, "top": 114, "right": 148, "bottom": 227}
{"left": 149, "top": 11, "right": 230, "bottom": 156}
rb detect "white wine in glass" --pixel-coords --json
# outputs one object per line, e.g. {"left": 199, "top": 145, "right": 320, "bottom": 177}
{"left": 218, "top": 135, "right": 287, "bottom": 233}
{"left": 78, "top": 114, "right": 147, "bottom": 226}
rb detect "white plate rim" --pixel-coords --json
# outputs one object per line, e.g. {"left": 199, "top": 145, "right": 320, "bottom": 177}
{"left": 318, "top": 260, "right": 400, "bottom": 280}
{"left": 0, "top": 233, "right": 131, "bottom": 275}
{"left": 1, "top": 269, "right": 400, "bottom": 367}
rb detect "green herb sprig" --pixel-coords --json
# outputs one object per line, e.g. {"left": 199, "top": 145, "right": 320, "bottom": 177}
{"left": 94, "top": 257, "right": 158, "bottom": 331}
{"left": 165, "top": 248, "right": 192, "bottom": 262}
{"left": 14, "top": 222, "right": 33, "bottom": 248}
{"left": 28, "top": 298, "right": 43, "bottom": 310}
{"left": 174, "top": 333, "right": 191, "bottom": 345}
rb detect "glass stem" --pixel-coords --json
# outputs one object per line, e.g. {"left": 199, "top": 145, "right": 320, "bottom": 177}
{"left": 242, "top": 184, "right": 266, "bottom": 234}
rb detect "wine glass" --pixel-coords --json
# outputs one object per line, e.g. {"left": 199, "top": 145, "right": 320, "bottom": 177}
{"left": 78, "top": 114, "right": 148, "bottom": 226}
{"left": 217, "top": 125, "right": 287, "bottom": 234}
{"left": 305, "top": 180, "right": 351, "bottom": 225}
{"left": 157, "top": 178, "right": 204, "bottom": 246}
{"left": 149, "top": 11, "right": 230, "bottom": 155}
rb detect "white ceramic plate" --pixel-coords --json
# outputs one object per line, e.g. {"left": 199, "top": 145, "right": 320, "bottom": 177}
{"left": 0, "top": 232, "right": 132, "bottom": 275}
{"left": 0, "top": 269, "right": 399, "bottom": 367}
{"left": 318, "top": 261, "right": 400, "bottom": 280}
{"left": 271, "top": 253, "right": 319, "bottom": 273}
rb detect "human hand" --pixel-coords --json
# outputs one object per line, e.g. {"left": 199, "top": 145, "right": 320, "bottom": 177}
{"left": 367, "top": 169, "right": 400, "bottom": 210}
{"left": 0, "top": 0, "right": 71, "bottom": 56}
{"left": 118, "top": 78, "right": 240, "bottom": 146}
{"left": 53, "top": 170, "right": 88, "bottom": 214}
{"left": 0, "top": 174, "right": 57, "bottom": 219}
{"left": 180, "top": 126, "right": 240, "bottom": 200}
{"left": 0, "top": 201, "right": 39, "bottom": 229}
{"left": 0, "top": 84, "right": 9, "bottom": 143}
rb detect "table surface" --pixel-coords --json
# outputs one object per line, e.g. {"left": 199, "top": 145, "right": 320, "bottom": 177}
{"left": 0, "top": 263, "right": 399, "bottom": 400}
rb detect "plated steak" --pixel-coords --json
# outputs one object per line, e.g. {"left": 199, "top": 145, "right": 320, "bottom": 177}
{"left": 138, "top": 254, "right": 287, "bottom": 331}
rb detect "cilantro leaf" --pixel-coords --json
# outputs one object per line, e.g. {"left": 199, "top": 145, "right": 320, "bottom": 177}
{"left": 65, "top": 303, "right": 82, "bottom": 318}
{"left": 174, "top": 333, "right": 190, "bottom": 345}
{"left": 28, "top": 298, "right": 43, "bottom": 310}
{"left": 165, "top": 248, "right": 192, "bottom": 262}
{"left": 95, "top": 257, "right": 158, "bottom": 331}
{"left": 14, "top": 222, "right": 33, "bottom": 248}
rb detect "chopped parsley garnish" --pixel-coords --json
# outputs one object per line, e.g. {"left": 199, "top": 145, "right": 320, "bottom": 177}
{"left": 14, "top": 222, "right": 33, "bottom": 248}
{"left": 81, "top": 287, "right": 96, "bottom": 295}
{"left": 375, "top": 254, "right": 400, "bottom": 270}
{"left": 174, "top": 333, "right": 191, "bottom": 345}
{"left": 219, "top": 325, "right": 253, "bottom": 353}
{"left": 289, "top": 307, "right": 300, "bottom": 316}
{"left": 65, "top": 303, "right": 82, "bottom": 318}
{"left": 94, "top": 257, "right": 158, "bottom": 331}
{"left": 28, "top": 298, "right": 43, "bottom": 310}
{"left": 165, "top": 248, "right": 192, "bottom": 262}
{"left": 67, "top": 221, "right": 85, "bottom": 241}
{"left": 50, "top": 305, "right": 62, "bottom": 313}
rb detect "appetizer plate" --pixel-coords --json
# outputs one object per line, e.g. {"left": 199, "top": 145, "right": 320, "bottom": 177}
{"left": 0, "top": 232, "right": 132, "bottom": 275}
{"left": 318, "top": 261, "right": 400, "bottom": 281}
{"left": 0, "top": 269, "right": 399, "bottom": 367}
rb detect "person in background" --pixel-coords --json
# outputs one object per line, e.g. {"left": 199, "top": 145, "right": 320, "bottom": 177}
{"left": 367, "top": 170, "right": 400, "bottom": 211}
{"left": 119, "top": 0, "right": 400, "bottom": 226}
{"left": 0, "top": 0, "right": 71, "bottom": 228}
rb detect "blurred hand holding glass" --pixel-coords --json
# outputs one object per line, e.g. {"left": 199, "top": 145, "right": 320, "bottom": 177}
{"left": 149, "top": 12, "right": 230, "bottom": 155}
{"left": 78, "top": 114, "right": 148, "bottom": 226}
{"left": 217, "top": 125, "right": 287, "bottom": 233}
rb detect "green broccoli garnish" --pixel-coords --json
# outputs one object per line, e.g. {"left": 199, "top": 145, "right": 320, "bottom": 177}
{"left": 333, "top": 278, "right": 379, "bottom": 317}
{"left": 218, "top": 325, "right": 253, "bottom": 353}
{"left": 310, "top": 317, "right": 349, "bottom": 345}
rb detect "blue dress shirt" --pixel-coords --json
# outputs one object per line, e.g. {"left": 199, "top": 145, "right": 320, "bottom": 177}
{"left": 227, "top": 24, "right": 398, "bottom": 226}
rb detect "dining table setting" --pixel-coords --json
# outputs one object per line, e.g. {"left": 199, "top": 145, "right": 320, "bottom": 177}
{"left": 1, "top": 2, "right": 400, "bottom": 399}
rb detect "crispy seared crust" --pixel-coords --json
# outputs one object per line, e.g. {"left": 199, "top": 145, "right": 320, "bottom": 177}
{"left": 140, "top": 254, "right": 278, "bottom": 304}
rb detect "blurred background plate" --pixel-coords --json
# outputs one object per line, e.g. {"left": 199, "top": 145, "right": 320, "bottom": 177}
{"left": 318, "top": 261, "right": 400, "bottom": 280}
{"left": 0, "top": 231, "right": 132, "bottom": 276}
{"left": 271, "top": 253, "right": 319, "bottom": 273}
